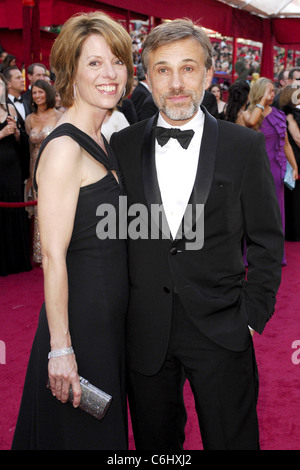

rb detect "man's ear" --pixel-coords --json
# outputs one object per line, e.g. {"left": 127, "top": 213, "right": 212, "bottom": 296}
{"left": 205, "top": 67, "right": 214, "bottom": 90}
{"left": 146, "top": 74, "right": 152, "bottom": 93}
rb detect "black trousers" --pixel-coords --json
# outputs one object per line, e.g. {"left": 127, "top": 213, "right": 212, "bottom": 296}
{"left": 127, "top": 294, "right": 260, "bottom": 450}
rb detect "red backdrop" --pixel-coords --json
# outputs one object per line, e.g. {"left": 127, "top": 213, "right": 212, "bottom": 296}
{"left": 0, "top": 0, "right": 300, "bottom": 79}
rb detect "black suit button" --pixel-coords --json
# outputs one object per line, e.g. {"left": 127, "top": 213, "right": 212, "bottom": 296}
{"left": 163, "top": 287, "right": 170, "bottom": 293}
{"left": 170, "top": 247, "right": 177, "bottom": 255}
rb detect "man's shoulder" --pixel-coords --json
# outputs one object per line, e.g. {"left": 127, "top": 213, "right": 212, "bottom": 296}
{"left": 217, "top": 119, "right": 262, "bottom": 142}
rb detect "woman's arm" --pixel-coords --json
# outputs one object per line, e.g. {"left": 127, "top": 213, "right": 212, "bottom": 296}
{"left": 243, "top": 82, "right": 274, "bottom": 129}
{"left": 36, "top": 136, "right": 83, "bottom": 406}
{"left": 284, "top": 132, "right": 298, "bottom": 180}
{"left": 286, "top": 113, "right": 300, "bottom": 148}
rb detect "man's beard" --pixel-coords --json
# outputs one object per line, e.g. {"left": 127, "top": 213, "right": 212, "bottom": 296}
{"left": 155, "top": 88, "right": 205, "bottom": 121}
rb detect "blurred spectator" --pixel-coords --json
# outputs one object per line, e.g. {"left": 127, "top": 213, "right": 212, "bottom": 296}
{"left": 0, "top": 72, "right": 32, "bottom": 276}
{"left": 3, "top": 66, "right": 31, "bottom": 182}
{"left": 209, "top": 83, "right": 226, "bottom": 116}
{"left": 279, "top": 85, "right": 300, "bottom": 241}
{"left": 102, "top": 108, "right": 130, "bottom": 142}
{"left": 117, "top": 98, "right": 137, "bottom": 125}
{"left": 0, "top": 54, "right": 16, "bottom": 73}
{"left": 54, "top": 89, "right": 66, "bottom": 114}
{"left": 22, "top": 63, "right": 47, "bottom": 105}
{"left": 273, "top": 67, "right": 300, "bottom": 109}
{"left": 130, "top": 63, "right": 151, "bottom": 121}
{"left": 234, "top": 56, "right": 254, "bottom": 81}
{"left": 224, "top": 80, "right": 250, "bottom": 126}
{"left": 25, "top": 79, "right": 61, "bottom": 265}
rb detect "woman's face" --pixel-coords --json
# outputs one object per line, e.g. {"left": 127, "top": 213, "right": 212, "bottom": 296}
{"left": 211, "top": 86, "right": 221, "bottom": 101}
{"left": 32, "top": 86, "right": 47, "bottom": 107}
{"left": 74, "top": 34, "right": 128, "bottom": 112}
{"left": 264, "top": 83, "right": 275, "bottom": 106}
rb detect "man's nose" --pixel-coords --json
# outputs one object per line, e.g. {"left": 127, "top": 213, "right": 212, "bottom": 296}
{"left": 168, "top": 70, "right": 184, "bottom": 89}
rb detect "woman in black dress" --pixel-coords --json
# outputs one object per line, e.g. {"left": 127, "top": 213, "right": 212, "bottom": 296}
{"left": 0, "top": 73, "right": 31, "bottom": 276}
{"left": 279, "top": 85, "right": 300, "bottom": 241}
{"left": 11, "top": 12, "right": 134, "bottom": 449}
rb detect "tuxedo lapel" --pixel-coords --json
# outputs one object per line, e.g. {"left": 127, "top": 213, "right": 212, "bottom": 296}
{"left": 175, "top": 107, "right": 218, "bottom": 243}
{"left": 141, "top": 113, "right": 172, "bottom": 240}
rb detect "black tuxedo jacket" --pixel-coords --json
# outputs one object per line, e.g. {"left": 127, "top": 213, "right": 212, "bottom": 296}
{"left": 21, "top": 88, "right": 31, "bottom": 107}
{"left": 130, "top": 82, "right": 151, "bottom": 120}
{"left": 111, "top": 107, "right": 284, "bottom": 376}
{"left": 7, "top": 97, "right": 31, "bottom": 180}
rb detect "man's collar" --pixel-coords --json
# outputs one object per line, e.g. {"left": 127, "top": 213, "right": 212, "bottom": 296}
{"left": 8, "top": 93, "right": 20, "bottom": 101}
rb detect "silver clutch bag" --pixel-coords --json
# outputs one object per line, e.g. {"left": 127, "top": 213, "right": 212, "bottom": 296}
{"left": 47, "top": 376, "right": 112, "bottom": 420}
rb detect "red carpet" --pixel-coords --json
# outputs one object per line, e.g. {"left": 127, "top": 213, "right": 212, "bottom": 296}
{"left": 1, "top": 241, "right": 300, "bottom": 450}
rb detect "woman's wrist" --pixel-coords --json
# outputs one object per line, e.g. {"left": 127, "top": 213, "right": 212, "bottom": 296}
{"left": 255, "top": 103, "right": 265, "bottom": 111}
{"left": 50, "top": 330, "right": 72, "bottom": 351}
{"left": 48, "top": 346, "right": 74, "bottom": 359}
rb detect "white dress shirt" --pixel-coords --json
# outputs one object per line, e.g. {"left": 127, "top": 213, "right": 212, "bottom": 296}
{"left": 155, "top": 109, "right": 204, "bottom": 239}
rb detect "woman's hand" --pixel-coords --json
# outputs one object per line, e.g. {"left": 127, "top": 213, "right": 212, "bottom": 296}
{"left": 0, "top": 116, "right": 17, "bottom": 138}
{"left": 48, "top": 354, "right": 82, "bottom": 407}
{"left": 262, "top": 82, "right": 274, "bottom": 103}
{"left": 292, "top": 166, "right": 298, "bottom": 181}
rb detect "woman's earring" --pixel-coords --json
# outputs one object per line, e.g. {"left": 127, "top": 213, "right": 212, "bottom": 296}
{"left": 73, "top": 84, "right": 77, "bottom": 100}
{"left": 122, "top": 87, "right": 126, "bottom": 98}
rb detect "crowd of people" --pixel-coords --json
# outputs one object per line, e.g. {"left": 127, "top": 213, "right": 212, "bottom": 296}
{"left": 0, "top": 13, "right": 298, "bottom": 451}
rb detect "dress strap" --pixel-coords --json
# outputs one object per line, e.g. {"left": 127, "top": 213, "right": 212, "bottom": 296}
{"left": 33, "top": 123, "right": 119, "bottom": 192}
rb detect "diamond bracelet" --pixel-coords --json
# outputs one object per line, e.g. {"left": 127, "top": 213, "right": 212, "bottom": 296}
{"left": 48, "top": 347, "right": 74, "bottom": 360}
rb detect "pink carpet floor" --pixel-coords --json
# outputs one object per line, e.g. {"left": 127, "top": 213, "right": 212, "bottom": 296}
{"left": 1, "top": 241, "right": 300, "bottom": 450}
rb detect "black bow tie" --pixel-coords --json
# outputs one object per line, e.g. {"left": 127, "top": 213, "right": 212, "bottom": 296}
{"left": 155, "top": 126, "right": 194, "bottom": 149}
{"left": 14, "top": 97, "right": 22, "bottom": 103}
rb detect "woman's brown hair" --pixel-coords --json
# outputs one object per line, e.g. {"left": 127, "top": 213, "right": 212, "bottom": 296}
{"left": 50, "top": 11, "right": 134, "bottom": 108}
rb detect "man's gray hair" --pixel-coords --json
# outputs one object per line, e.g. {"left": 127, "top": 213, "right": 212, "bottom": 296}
{"left": 141, "top": 19, "right": 213, "bottom": 73}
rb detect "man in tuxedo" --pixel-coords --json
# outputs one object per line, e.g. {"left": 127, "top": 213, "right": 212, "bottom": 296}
{"left": 130, "top": 63, "right": 151, "bottom": 120}
{"left": 111, "top": 19, "right": 284, "bottom": 450}
{"left": 3, "top": 66, "right": 31, "bottom": 181}
{"left": 21, "top": 62, "right": 47, "bottom": 106}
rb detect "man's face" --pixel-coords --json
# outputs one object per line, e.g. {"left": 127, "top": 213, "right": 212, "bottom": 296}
{"left": 7, "top": 69, "right": 25, "bottom": 95}
{"left": 29, "top": 65, "right": 46, "bottom": 85}
{"left": 146, "top": 38, "right": 213, "bottom": 126}
{"left": 280, "top": 71, "right": 289, "bottom": 87}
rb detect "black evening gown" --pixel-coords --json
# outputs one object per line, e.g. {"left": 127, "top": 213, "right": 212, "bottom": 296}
{"left": 11, "top": 124, "right": 129, "bottom": 450}
{"left": 0, "top": 117, "right": 31, "bottom": 276}
{"left": 284, "top": 107, "right": 300, "bottom": 241}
